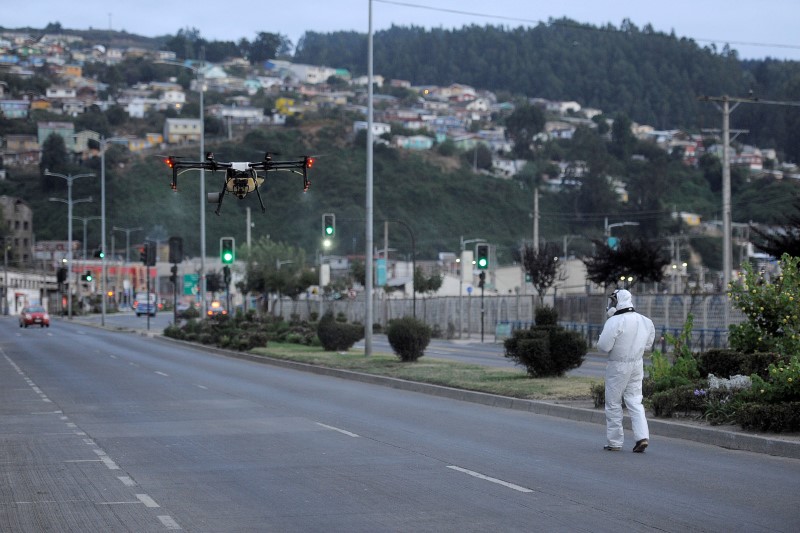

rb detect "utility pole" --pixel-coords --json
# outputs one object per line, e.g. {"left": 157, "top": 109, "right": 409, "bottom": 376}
{"left": 533, "top": 187, "right": 539, "bottom": 252}
{"left": 698, "top": 94, "right": 800, "bottom": 292}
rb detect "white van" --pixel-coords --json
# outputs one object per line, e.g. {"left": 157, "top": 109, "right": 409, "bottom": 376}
{"left": 134, "top": 292, "right": 157, "bottom": 317}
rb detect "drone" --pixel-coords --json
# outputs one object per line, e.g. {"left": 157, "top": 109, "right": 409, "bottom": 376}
{"left": 163, "top": 151, "right": 314, "bottom": 215}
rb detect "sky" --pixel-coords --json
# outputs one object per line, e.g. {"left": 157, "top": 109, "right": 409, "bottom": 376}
{"left": 4, "top": 0, "right": 800, "bottom": 61}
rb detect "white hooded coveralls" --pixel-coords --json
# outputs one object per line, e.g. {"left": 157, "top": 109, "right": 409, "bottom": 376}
{"left": 597, "top": 290, "right": 656, "bottom": 447}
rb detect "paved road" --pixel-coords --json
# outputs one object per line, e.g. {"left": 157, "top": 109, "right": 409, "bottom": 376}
{"left": 1, "top": 317, "right": 798, "bottom": 531}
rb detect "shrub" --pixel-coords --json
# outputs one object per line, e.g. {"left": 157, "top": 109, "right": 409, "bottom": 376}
{"left": 386, "top": 316, "right": 432, "bottom": 362}
{"left": 316, "top": 312, "right": 364, "bottom": 352}
{"left": 698, "top": 349, "right": 782, "bottom": 379}
{"left": 728, "top": 253, "right": 800, "bottom": 355}
{"left": 735, "top": 402, "right": 800, "bottom": 432}
{"left": 750, "top": 356, "right": 800, "bottom": 404}
{"left": 534, "top": 306, "right": 558, "bottom": 326}
{"left": 590, "top": 381, "right": 605, "bottom": 408}
{"left": 649, "top": 384, "right": 706, "bottom": 418}
{"left": 504, "top": 307, "right": 587, "bottom": 377}
{"left": 646, "top": 315, "right": 700, "bottom": 392}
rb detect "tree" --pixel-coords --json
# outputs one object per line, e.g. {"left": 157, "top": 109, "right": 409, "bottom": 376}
{"left": 39, "top": 133, "right": 69, "bottom": 192}
{"left": 750, "top": 195, "right": 800, "bottom": 258}
{"left": 413, "top": 267, "right": 443, "bottom": 296}
{"left": 504, "top": 104, "right": 545, "bottom": 157}
{"left": 521, "top": 243, "right": 564, "bottom": 301}
{"left": 241, "top": 237, "right": 310, "bottom": 313}
{"left": 247, "top": 32, "right": 288, "bottom": 65}
{"left": 583, "top": 238, "right": 669, "bottom": 288}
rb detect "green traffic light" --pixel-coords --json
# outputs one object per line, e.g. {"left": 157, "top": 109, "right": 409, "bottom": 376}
{"left": 222, "top": 252, "right": 233, "bottom": 263}
{"left": 325, "top": 226, "right": 334, "bottom": 236}
{"left": 477, "top": 258, "right": 488, "bottom": 268}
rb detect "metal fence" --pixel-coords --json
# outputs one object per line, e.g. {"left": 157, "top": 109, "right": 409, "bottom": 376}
{"left": 273, "top": 291, "right": 745, "bottom": 351}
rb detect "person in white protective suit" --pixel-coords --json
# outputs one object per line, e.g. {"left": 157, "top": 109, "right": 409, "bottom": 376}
{"left": 597, "top": 289, "right": 655, "bottom": 453}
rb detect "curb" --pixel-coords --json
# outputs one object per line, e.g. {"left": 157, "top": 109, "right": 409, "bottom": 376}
{"left": 152, "top": 335, "right": 800, "bottom": 460}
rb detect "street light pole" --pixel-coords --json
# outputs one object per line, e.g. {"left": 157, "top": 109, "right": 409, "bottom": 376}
{"left": 100, "top": 135, "right": 128, "bottom": 326}
{"left": 157, "top": 50, "right": 207, "bottom": 316}
{"left": 46, "top": 170, "right": 94, "bottom": 320}
{"left": 113, "top": 225, "right": 142, "bottom": 307}
{"left": 365, "top": 0, "right": 374, "bottom": 356}
{"left": 72, "top": 215, "right": 101, "bottom": 260}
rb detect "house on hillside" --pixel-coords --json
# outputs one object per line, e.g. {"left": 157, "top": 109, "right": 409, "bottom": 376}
{"left": 0, "top": 99, "right": 29, "bottom": 118}
{"left": 163, "top": 118, "right": 202, "bottom": 144}
{"left": 37, "top": 121, "right": 75, "bottom": 151}
{"left": 3, "top": 134, "right": 39, "bottom": 166}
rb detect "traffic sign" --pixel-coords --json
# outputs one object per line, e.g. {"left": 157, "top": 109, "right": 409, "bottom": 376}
{"left": 183, "top": 273, "right": 199, "bottom": 296}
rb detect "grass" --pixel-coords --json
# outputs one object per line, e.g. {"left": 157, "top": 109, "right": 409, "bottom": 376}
{"left": 250, "top": 343, "right": 598, "bottom": 401}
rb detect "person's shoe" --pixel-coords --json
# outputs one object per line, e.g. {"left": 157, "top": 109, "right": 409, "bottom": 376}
{"left": 603, "top": 445, "right": 622, "bottom": 451}
{"left": 632, "top": 439, "right": 649, "bottom": 453}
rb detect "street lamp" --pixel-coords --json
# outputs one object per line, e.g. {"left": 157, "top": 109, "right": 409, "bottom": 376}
{"left": 112, "top": 226, "right": 143, "bottom": 263}
{"left": 99, "top": 134, "right": 129, "bottom": 326}
{"left": 46, "top": 169, "right": 95, "bottom": 319}
{"left": 72, "top": 215, "right": 101, "bottom": 260}
{"left": 156, "top": 49, "right": 207, "bottom": 316}
{"left": 604, "top": 220, "right": 640, "bottom": 237}
{"left": 113, "top": 225, "right": 142, "bottom": 307}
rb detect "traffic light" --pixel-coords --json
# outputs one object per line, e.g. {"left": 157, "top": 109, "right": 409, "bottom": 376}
{"left": 223, "top": 265, "right": 231, "bottom": 286}
{"left": 169, "top": 265, "right": 178, "bottom": 284}
{"left": 57, "top": 267, "right": 67, "bottom": 284}
{"left": 322, "top": 213, "right": 335, "bottom": 237}
{"left": 94, "top": 249, "right": 104, "bottom": 259}
{"left": 81, "top": 271, "right": 93, "bottom": 282}
{"left": 139, "top": 246, "right": 147, "bottom": 265}
{"left": 476, "top": 244, "right": 489, "bottom": 270}
{"left": 168, "top": 236, "right": 183, "bottom": 264}
{"left": 144, "top": 241, "right": 156, "bottom": 267}
{"left": 220, "top": 237, "right": 235, "bottom": 264}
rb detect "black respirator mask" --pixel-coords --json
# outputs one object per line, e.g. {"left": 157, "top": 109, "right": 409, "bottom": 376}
{"left": 606, "top": 290, "right": 620, "bottom": 318}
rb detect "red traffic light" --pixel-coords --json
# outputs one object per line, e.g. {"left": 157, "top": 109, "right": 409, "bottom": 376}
{"left": 305, "top": 156, "right": 315, "bottom": 168}
{"left": 164, "top": 156, "right": 175, "bottom": 168}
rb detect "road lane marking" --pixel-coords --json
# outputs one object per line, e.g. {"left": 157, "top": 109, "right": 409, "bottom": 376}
{"left": 155, "top": 371, "right": 169, "bottom": 377}
{"left": 136, "top": 494, "right": 160, "bottom": 508}
{"left": 118, "top": 476, "right": 136, "bottom": 487}
{"left": 195, "top": 384, "right": 208, "bottom": 390}
{"left": 447, "top": 465, "right": 533, "bottom": 493}
{"left": 159, "top": 515, "right": 182, "bottom": 530}
{"left": 316, "top": 422, "right": 360, "bottom": 437}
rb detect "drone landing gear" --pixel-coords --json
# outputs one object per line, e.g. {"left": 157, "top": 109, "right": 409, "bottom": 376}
{"left": 254, "top": 186, "right": 266, "bottom": 213}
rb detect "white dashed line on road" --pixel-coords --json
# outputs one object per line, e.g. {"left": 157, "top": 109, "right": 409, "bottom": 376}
{"left": 447, "top": 465, "right": 533, "bottom": 493}
{"left": 316, "top": 422, "right": 360, "bottom": 437}
{"left": 136, "top": 494, "right": 160, "bottom": 508}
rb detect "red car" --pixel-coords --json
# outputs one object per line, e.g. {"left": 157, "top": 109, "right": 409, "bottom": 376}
{"left": 19, "top": 306, "right": 50, "bottom": 328}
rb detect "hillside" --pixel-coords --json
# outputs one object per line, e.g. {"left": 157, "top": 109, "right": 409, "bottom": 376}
{"left": 293, "top": 21, "right": 800, "bottom": 163}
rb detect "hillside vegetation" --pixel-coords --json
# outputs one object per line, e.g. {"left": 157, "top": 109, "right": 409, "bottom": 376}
{"left": 294, "top": 20, "right": 800, "bottom": 162}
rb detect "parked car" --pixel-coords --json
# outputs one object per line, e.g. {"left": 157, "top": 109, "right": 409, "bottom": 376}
{"left": 19, "top": 306, "right": 50, "bottom": 328}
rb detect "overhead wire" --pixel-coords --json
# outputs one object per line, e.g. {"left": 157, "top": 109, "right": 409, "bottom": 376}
{"left": 373, "top": 0, "right": 800, "bottom": 54}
